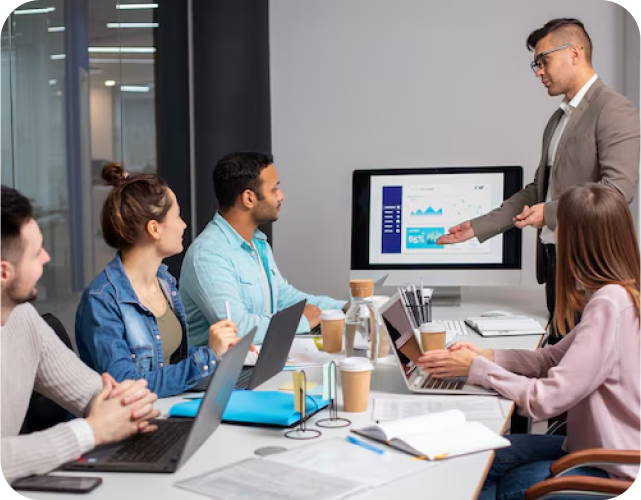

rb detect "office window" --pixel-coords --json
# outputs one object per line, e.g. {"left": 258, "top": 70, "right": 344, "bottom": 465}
{"left": 1, "top": 0, "right": 159, "bottom": 336}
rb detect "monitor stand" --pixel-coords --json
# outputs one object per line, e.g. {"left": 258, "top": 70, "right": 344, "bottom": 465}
{"left": 430, "top": 287, "right": 461, "bottom": 307}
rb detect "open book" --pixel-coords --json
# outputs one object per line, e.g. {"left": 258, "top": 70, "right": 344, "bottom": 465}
{"left": 352, "top": 409, "right": 510, "bottom": 460}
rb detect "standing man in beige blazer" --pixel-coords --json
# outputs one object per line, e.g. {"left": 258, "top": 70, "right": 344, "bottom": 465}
{"left": 438, "top": 18, "right": 639, "bottom": 338}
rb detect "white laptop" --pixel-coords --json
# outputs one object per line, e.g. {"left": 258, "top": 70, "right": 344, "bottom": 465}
{"left": 378, "top": 293, "right": 497, "bottom": 396}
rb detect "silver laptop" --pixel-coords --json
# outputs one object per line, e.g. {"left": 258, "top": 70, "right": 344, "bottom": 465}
{"left": 379, "top": 293, "right": 496, "bottom": 396}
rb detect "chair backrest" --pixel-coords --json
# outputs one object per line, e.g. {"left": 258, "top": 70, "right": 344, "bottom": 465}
{"left": 20, "top": 313, "right": 74, "bottom": 434}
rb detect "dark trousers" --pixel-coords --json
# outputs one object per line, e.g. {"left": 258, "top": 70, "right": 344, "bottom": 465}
{"left": 543, "top": 244, "right": 561, "bottom": 344}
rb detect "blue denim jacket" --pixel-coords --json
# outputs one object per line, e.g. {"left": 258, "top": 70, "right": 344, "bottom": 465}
{"left": 75, "top": 254, "right": 217, "bottom": 398}
{"left": 180, "top": 212, "right": 347, "bottom": 346}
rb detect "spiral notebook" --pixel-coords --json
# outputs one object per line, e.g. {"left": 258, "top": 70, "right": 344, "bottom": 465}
{"left": 464, "top": 316, "right": 546, "bottom": 337}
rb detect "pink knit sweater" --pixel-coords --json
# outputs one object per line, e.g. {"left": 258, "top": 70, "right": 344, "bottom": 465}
{"left": 468, "top": 285, "right": 640, "bottom": 480}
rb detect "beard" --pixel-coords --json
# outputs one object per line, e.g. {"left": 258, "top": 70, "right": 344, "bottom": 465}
{"left": 7, "top": 280, "right": 39, "bottom": 305}
{"left": 253, "top": 203, "right": 280, "bottom": 226}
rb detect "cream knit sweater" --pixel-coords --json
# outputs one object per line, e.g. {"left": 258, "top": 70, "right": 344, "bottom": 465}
{"left": 1, "top": 304, "right": 102, "bottom": 483}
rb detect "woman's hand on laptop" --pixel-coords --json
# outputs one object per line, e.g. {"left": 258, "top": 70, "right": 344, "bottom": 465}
{"left": 417, "top": 348, "right": 478, "bottom": 378}
{"left": 448, "top": 342, "right": 494, "bottom": 362}
{"left": 86, "top": 374, "right": 161, "bottom": 446}
{"left": 208, "top": 320, "right": 239, "bottom": 358}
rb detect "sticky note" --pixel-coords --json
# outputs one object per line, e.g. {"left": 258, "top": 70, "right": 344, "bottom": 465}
{"left": 322, "top": 361, "right": 337, "bottom": 400}
{"left": 292, "top": 372, "right": 305, "bottom": 413}
{"left": 278, "top": 381, "right": 317, "bottom": 392}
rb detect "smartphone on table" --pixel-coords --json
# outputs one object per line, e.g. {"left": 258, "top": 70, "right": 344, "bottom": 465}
{"left": 12, "top": 475, "right": 102, "bottom": 494}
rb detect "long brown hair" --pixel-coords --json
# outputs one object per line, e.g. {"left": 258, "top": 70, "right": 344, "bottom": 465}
{"left": 555, "top": 184, "right": 640, "bottom": 335}
{"left": 101, "top": 163, "right": 172, "bottom": 250}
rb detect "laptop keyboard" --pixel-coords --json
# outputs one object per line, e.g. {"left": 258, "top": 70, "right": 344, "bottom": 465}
{"left": 442, "top": 320, "right": 470, "bottom": 336}
{"left": 420, "top": 373, "right": 467, "bottom": 391}
{"left": 109, "top": 420, "right": 191, "bottom": 463}
{"left": 234, "top": 366, "right": 254, "bottom": 390}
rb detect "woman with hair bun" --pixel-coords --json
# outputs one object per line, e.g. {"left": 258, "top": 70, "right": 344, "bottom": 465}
{"left": 76, "top": 163, "right": 239, "bottom": 397}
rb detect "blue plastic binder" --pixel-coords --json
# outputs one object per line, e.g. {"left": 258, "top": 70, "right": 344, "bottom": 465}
{"left": 169, "top": 390, "right": 330, "bottom": 427}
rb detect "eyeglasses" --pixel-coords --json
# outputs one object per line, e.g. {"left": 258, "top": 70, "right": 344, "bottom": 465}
{"left": 530, "top": 44, "right": 573, "bottom": 74}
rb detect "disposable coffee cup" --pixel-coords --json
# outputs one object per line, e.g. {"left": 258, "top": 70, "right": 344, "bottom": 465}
{"left": 320, "top": 310, "right": 345, "bottom": 353}
{"left": 339, "top": 357, "right": 373, "bottom": 413}
{"left": 419, "top": 322, "right": 447, "bottom": 352}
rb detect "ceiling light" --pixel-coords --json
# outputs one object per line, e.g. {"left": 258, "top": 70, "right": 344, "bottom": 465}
{"left": 88, "top": 47, "right": 156, "bottom": 54}
{"left": 14, "top": 7, "right": 55, "bottom": 15}
{"left": 121, "top": 85, "right": 150, "bottom": 92}
{"left": 106, "top": 23, "right": 158, "bottom": 28}
{"left": 50, "top": 54, "right": 66, "bottom": 60}
{"left": 49, "top": 79, "right": 57, "bottom": 85}
{"left": 115, "top": 3, "right": 158, "bottom": 9}
{"left": 105, "top": 80, "right": 116, "bottom": 87}
{"left": 47, "top": 26, "right": 65, "bottom": 32}
{"left": 89, "top": 58, "right": 154, "bottom": 64}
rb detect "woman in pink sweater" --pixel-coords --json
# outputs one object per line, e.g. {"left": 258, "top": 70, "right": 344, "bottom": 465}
{"left": 420, "top": 184, "right": 640, "bottom": 500}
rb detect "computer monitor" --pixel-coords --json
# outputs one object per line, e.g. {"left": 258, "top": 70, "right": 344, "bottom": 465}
{"left": 350, "top": 166, "right": 523, "bottom": 290}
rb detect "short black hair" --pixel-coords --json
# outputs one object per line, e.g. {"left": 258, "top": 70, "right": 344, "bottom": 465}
{"left": 213, "top": 152, "right": 274, "bottom": 211}
{"left": 1, "top": 185, "right": 33, "bottom": 260}
{"left": 527, "top": 18, "right": 593, "bottom": 64}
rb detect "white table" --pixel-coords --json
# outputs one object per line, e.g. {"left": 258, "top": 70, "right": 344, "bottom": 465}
{"left": 23, "top": 293, "right": 546, "bottom": 500}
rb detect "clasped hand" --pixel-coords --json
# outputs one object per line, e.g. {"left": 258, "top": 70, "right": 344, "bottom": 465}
{"left": 417, "top": 342, "right": 489, "bottom": 378}
{"left": 86, "top": 374, "right": 161, "bottom": 446}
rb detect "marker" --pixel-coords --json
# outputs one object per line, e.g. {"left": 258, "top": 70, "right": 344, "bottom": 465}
{"left": 346, "top": 435, "right": 385, "bottom": 455}
{"left": 434, "top": 452, "right": 449, "bottom": 460}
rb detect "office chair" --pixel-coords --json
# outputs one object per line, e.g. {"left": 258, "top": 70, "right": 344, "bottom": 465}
{"left": 20, "top": 313, "right": 74, "bottom": 434}
{"left": 524, "top": 449, "right": 640, "bottom": 500}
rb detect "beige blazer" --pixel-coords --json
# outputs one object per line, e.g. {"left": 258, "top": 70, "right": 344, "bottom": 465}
{"left": 471, "top": 78, "right": 640, "bottom": 284}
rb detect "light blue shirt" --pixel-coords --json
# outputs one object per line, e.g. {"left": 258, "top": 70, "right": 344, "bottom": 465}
{"left": 180, "top": 212, "right": 347, "bottom": 345}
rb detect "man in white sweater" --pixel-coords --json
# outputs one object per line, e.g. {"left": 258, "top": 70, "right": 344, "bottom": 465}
{"left": 1, "top": 185, "right": 161, "bottom": 484}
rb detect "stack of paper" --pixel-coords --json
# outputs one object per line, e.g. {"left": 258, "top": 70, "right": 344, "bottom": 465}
{"left": 175, "top": 438, "right": 429, "bottom": 500}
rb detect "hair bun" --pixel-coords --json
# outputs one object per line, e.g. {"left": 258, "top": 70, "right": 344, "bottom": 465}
{"left": 102, "top": 162, "right": 127, "bottom": 186}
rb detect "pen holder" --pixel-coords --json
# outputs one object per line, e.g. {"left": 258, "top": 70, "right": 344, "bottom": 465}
{"left": 284, "top": 370, "right": 321, "bottom": 440}
{"left": 405, "top": 303, "right": 432, "bottom": 327}
{"left": 317, "top": 361, "right": 351, "bottom": 428}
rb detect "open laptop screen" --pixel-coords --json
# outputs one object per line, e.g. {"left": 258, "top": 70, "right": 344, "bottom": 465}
{"left": 379, "top": 295, "right": 424, "bottom": 381}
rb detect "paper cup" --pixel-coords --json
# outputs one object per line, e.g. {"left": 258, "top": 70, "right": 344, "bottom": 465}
{"left": 320, "top": 310, "right": 345, "bottom": 353}
{"left": 340, "top": 357, "right": 373, "bottom": 413}
{"left": 419, "top": 322, "right": 447, "bottom": 351}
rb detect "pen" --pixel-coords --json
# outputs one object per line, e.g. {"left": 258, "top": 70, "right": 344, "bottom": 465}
{"left": 346, "top": 435, "right": 385, "bottom": 455}
{"left": 226, "top": 300, "right": 257, "bottom": 353}
{"left": 225, "top": 300, "right": 232, "bottom": 321}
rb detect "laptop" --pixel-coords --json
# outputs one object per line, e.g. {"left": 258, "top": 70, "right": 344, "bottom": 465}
{"left": 62, "top": 328, "right": 256, "bottom": 473}
{"left": 233, "top": 299, "right": 306, "bottom": 390}
{"left": 192, "top": 300, "right": 306, "bottom": 392}
{"left": 378, "top": 294, "right": 496, "bottom": 396}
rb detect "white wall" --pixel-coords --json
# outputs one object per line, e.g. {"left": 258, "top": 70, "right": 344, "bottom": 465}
{"left": 270, "top": 0, "right": 639, "bottom": 300}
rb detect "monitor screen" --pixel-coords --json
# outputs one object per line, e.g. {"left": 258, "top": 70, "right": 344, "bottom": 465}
{"left": 351, "top": 166, "right": 522, "bottom": 272}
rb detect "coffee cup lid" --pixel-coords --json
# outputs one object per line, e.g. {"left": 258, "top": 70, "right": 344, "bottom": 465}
{"left": 419, "top": 322, "right": 447, "bottom": 333}
{"left": 320, "top": 309, "right": 346, "bottom": 321}
{"left": 339, "top": 357, "right": 373, "bottom": 372}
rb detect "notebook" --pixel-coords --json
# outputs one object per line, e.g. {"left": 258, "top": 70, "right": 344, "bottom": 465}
{"left": 62, "top": 328, "right": 255, "bottom": 473}
{"left": 351, "top": 409, "right": 510, "bottom": 460}
{"left": 169, "top": 390, "right": 330, "bottom": 427}
{"left": 464, "top": 316, "right": 546, "bottom": 337}
{"left": 378, "top": 293, "right": 496, "bottom": 395}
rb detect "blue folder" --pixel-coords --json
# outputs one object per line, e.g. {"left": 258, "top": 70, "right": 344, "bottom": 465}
{"left": 169, "top": 390, "right": 330, "bottom": 427}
